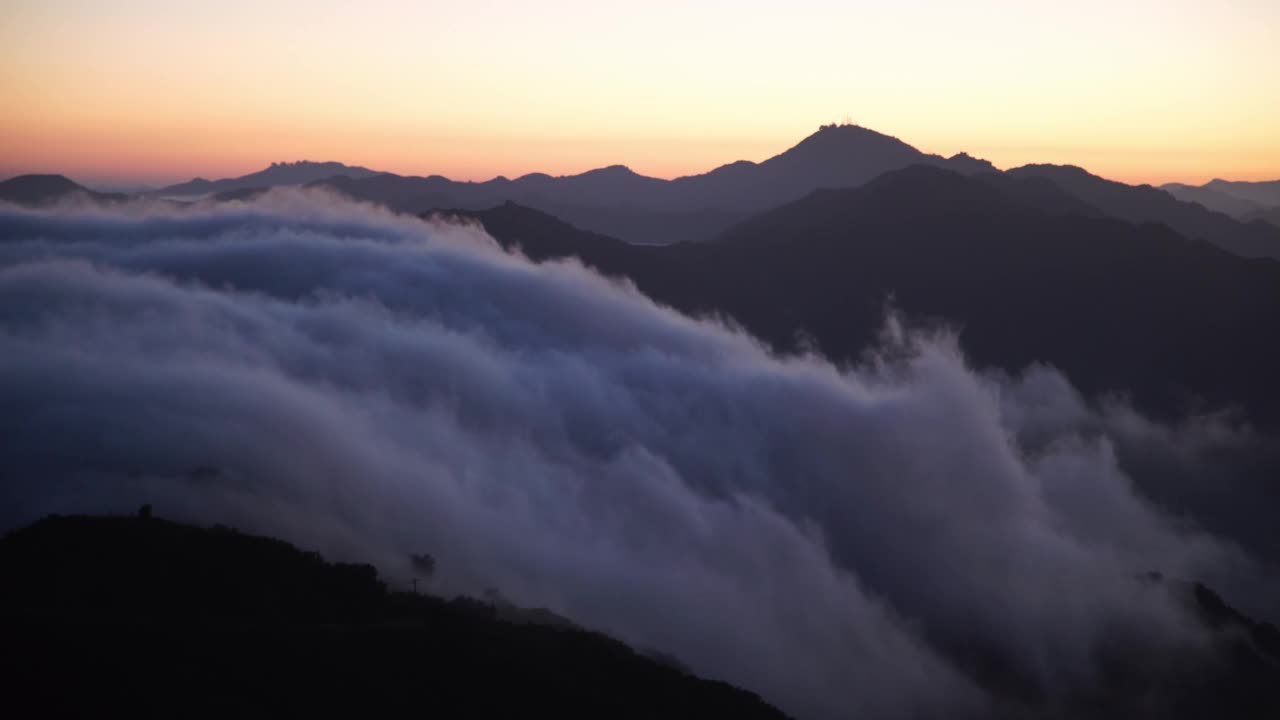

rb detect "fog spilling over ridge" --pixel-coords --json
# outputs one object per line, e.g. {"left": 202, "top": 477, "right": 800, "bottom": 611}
{"left": 0, "top": 191, "right": 1271, "bottom": 718}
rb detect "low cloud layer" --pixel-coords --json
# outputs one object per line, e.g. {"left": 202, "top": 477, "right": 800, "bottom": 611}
{"left": 0, "top": 191, "right": 1270, "bottom": 718}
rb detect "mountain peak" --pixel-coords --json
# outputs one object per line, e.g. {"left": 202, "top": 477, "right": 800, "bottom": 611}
{"left": 1, "top": 173, "right": 81, "bottom": 187}
{"left": 945, "top": 152, "right": 1000, "bottom": 175}
{"left": 270, "top": 160, "right": 351, "bottom": 169}
{"left": 767, "top": 124, "right": 925, "bottom": 170}
{"left": 797, "top": 122, "right": 910, "bottom": 148}
{"left": 1010, "top": 163, "right": 1096, "bottom": 179}
{"left": 584, "top": 164, "right": 639, "bottom": 177}
{"left": 156, "top": 160, "right": 380, "bottom": 197}
{"left": 0, "top": 174, "right": 96, "bottom": 205}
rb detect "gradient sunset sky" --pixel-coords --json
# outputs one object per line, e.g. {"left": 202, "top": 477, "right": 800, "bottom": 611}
{"left": 2, "top": 0, "right": 1277, "bottom": 188}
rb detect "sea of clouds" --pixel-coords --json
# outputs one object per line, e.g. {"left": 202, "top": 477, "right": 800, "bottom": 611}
{"left": 0, "top": 190, "right": 1272, "bottom": 718}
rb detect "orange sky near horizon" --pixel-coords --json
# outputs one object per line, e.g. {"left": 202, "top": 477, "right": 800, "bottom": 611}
{"left": 2, "top": 0, "right": 1277, "bottom": 188}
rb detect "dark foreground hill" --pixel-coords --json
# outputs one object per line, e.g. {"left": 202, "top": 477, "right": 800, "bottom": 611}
{"left": 4, "top": 513, "right": 1278, "bottom": 720}
{"left": 0, "top": 513, "right": 786, "bottom": 720}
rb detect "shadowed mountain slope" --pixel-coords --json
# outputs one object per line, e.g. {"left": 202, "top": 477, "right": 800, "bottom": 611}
{"left": 1007, "top": 165, "right": 1280, "bottom": 259}
{"left": 437, "top": 166, "right": 1280, "bottom": 429}
{"left": 1244, "top": 206, "right": 1280, "bottom": 228}
{"left": 0, "top": 513, "right": 787, "bottom": 720}
{"left": 5, "top": 509, "right": 1277, "bottom": 720}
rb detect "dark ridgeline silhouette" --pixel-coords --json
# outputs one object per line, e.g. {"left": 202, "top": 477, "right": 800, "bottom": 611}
{"left": 1161, "top": 182, "right": 1271, "bottom": 218}
{"left": 47, "top": 124, "right": 990, "bottom": 244}
{"left": 432, "top": 165, "right": 1280, "bottom": 429}
{"left": 152, "top": 160, "right": 381, "bottom": 197}
{"left": 1161, "top": 179, "right": 1280, "bottom": 229}
{"left": 1006, "top": 164, "right": 1280, "bottom": 259}
{"left": 1244, "top": 205, "right": 1280, "bottom": 228}
{"left": 311, "top": 124, "right": 998, "bottom": 244}
{"left": 0, "top": 174, "right": 125, "bottom": 206}
{"left": 1202, "top": 178, "right": 1280, "bottom": 208}
{"left": 2, "top": 513, "right": 1276, "bottom": 719}
{"left": 6, "top": 124, "right": 1278, "bottom": 256}
{"left": 0, "top": 513, "right": 786, "bottom": 719}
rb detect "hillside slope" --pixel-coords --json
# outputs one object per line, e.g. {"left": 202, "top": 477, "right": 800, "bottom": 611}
{"left": 0, "top": 513, "right": 787, "bottom": 719}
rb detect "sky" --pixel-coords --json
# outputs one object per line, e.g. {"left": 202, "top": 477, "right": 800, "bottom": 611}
{"left": 1, "top": 0, "right": 1277, "bottom": 188}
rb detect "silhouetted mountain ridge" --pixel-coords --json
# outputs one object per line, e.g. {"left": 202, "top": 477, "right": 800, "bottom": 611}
{"left": 1162, "top": 182, "right": 1269, "bottom": 218}
{"left": 1008, "top": 164, "right": 1280, "bottom": 258}
{"left": 8, "top": 125, "right": 1274, "bottom": 257}
{"left": 434, "top": 166, "right": 1280, "bottom": 433}
{"left": 0, "top": 174, "right": 125, "bottom": 206}
{"left": 1243, "top": 206, "right": 1280, "bottom": 228}
{"left": 1205, "top": 178, "right": 1280, "bottom": 208}
{"left": 0, "top": 512, "right": 787, "bottom": 719}
{"left": 155, "top": 160, "right": 381, "bottom": 197}
{"left": 6, "top": 510, "right": 1276, "bottom": 719}
{"left": 310, "top": 124, "right": 998, "bottom": 243}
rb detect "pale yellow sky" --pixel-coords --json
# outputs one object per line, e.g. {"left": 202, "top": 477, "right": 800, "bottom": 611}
{"left": 1, "top": 0, "right": 1277, "bottom": 187}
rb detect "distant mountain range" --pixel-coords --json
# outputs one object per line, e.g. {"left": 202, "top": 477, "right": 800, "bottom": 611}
{"left": 438, "top": 165, "right": 1280, "bottom": 432}
{"left": 1004, "top": 164, "right": 1280, "bottom": 258}
{"left": 1245, "top": 206, "right": 1280, "bottom": 227}
{"left": 1162, "top": 179, "right": 1280, "bottom": 224}
{"left": 5, "top": 124, "right": 1277, "bottom": 257}
{"left": 1201, "top": 179, "right": 1280, "bottom": 209}
{"left": 153, "top": 160, "right": 381, "bottom": 197}
{"left": 1162, "top": 182, "right": 1270, "bottom": 217}
{"left": 306, "top": 124, "right": 999, "bottom": 244}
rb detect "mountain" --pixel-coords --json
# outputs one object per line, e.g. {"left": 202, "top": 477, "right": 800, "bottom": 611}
{"left": 436, "top": 166, "right": 1280, "bottom": 431}
{"left": 155, "top": 160, "right": 381, "bottom": 197}
{"left": 660, "top": 123, "right": 997, "bottom": 211}
{"left": 7, "top": 511, "right": 1277, "bottom": 720}
{"left": 0, "top": 174, "right": 124, "bottom": 206}
{"left": 0, "top": 512, "right": 787, "bottom": 719}
{"left": 1162, "top": 182, "right": 1268, "bottom": 217}
{"left": 316, "top": 124, "right": 997, "bottom": 244}
{"left": 1244, "top": 206, "right": 1280, "bottom": 228}
{"left": 1204, "top": 179, "right": 1280, "bottom": 208}
{"left": 1007, "top": 164, "right": 1280, "bottom": 259}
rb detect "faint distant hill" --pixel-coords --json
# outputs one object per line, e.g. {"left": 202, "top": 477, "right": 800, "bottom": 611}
{"left": 1244, "top": 206, "right": 1280, "bottom": 229}
{"left": 1204, "top": 179, "right": 1280, "bottom": 208}
{"left": 314, "top": 124, "right": 998, "bottom": 244}
{"left": 1161, "top": 182, "right": 1268, "bottom": 218}
{"left": 154, "top": 160, "right": 381, "bottom": 197}
{"left": 1007, "top": 165, "right": 1280, "bottom": 259}
{"left": 0, "top": 174, "right": 125, "bottom": 207}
